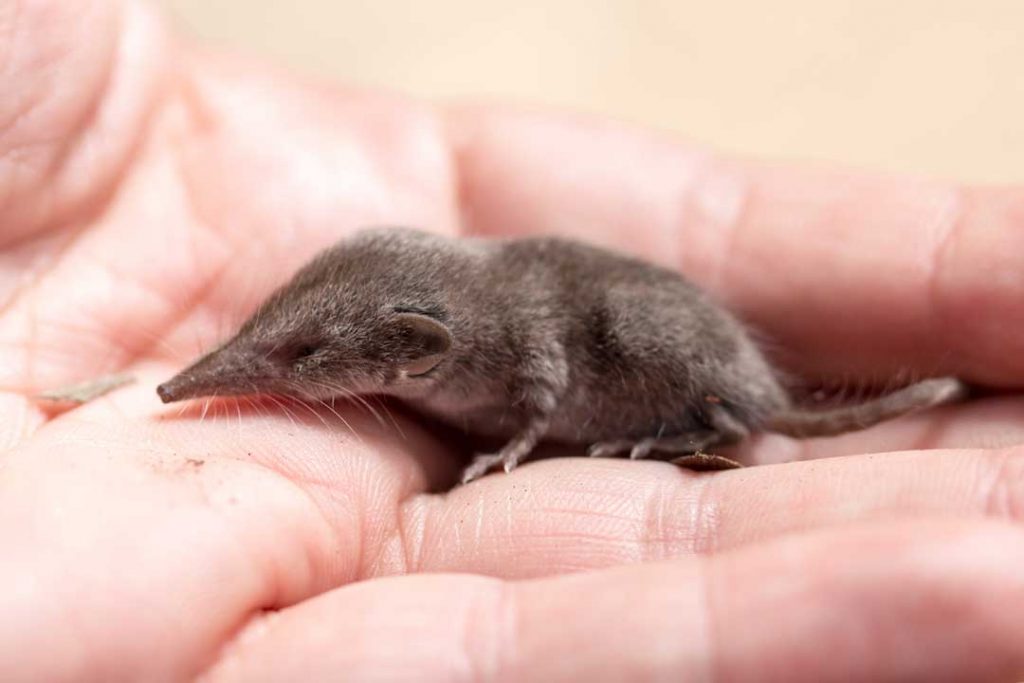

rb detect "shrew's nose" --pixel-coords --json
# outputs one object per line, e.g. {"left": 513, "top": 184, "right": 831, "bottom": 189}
{"left": 155, "top": 382, "right": 178, "bottom": 403}
{"left": 155, "top": 374, "right": 195, "bottom": 403}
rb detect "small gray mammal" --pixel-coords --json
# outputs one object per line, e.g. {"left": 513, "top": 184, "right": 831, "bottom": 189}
{"left": 157, "top": 227, "right": 965, "bottom": 483}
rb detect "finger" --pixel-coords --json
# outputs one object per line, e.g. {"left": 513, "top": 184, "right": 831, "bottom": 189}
{"left": 395, "top": 445, "right": 1024, "bottom": 578}
{"left": 450, "top": 106, "right": 1024, "bottom": 386}
{"left": 203, "top": 520, "right": 1024, "bottom": 683}
{"left": 0, "top": 0, "right": 165, "bottom": 248}
{"left": 733, "top": 392, "right": 1024, "bottom": 464}
{"left": 0, "top": 368, "right": 456, "bottom": 680}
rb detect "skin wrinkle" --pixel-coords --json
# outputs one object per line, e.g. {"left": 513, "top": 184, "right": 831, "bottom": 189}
{"left": 174, "top": 477, "right": 303, "bottom": 681}
{"left": 688, "top": 156, "right": 749, "bottom": 297}
{"left": 447, "top": 106, "right": 520, "bottom": 241}
{"left": 16, "top": 2, "right": 119, "bottom": 205}
{"left": 181, "top": 445, "right": 353, "bottom": 608}
{"left": 203, "top": 610, "right": 278, "bottom": 683}
{"left": 220, "top": 486, "right": 345, "bottom": 661}
{"left": 0, "top": 393, "right": 40, "bottom": 450}
{"left": 980, "top": 446, "right": 1024, "bottom": 520}
{"left": 441, "top": 108, "right": 482, "bottom": 238}
{"left": 923, "top": 185, "right": 965, "bottom": 377}
{"left": 288, "top": 477, "right": 359, "bottom": 590}
{"left": 23, "top": 280, "right": 39, "bottom": 389}
{"left": 490, "top": 527, "right": 643, "bottom": 548}
{"left": 459, "top": 580, "right": 502, "bottom": 683}
{"left": 406, "top": 474, "right": 719, "bottom": 574}
{"left": 685, "top": 472, "right": 720, "bottom": 555}
{"left": 642, "top": 479, "right": 684, "bottom": 562}
{"left": 1, "top": 240, "right": 233, "bottom": 395}
{"left": 352, "top": 466, "right": 389, "bottom": 581}
{"left": 445, "top": 108, "right": 476, "bottom": 238}
{"left": 370, "top": 438, "right": 446, "bottom": 581}
{"left": 490, "top": 580, "right": 519, "bottom": 683}
{"left": 0, "top": 225, "right": 86, "bottom": 352}
{"left": 393, "top": 102, "right": 462, "bottom": 234}
{"left": 0, "top": 2, "right": 20, "bottom": 77}
{"left": 466, "top": 580, "right": 521, "bottom": 683}
{"left": 278, "top": 440, "right": 377, "bottom": 582}
{"left": 394, "top": 491, "right": 426, "bottom": 574}
{"left": 42, "top": 251, "right": 205, "bottom": 368}
{"left": 539, "top": 503, "right": 659, "bottom": 529}
{"left": 694, "top": 558, "right": 718, "bottom": 683}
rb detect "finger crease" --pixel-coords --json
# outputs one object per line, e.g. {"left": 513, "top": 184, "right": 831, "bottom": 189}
{"left": 981, "top": 446, "right": 1024, "bottom": 521}
{"left": 924, "top": 187, "right": 966, "bottom": 365}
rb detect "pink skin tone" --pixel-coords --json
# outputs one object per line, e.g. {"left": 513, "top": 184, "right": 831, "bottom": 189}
{"left": 1, "top": 1, "right": 1024, "bottom": 680}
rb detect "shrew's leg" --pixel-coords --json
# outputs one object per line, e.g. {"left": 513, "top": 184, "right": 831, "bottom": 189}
{"left": 460, "top": 414, "right": 552, "bottom": 484}
{"left": 460, "top": 342, "right": 568, "bottom": 484}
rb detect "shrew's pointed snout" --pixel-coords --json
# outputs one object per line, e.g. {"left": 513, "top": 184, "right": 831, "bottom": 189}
{"left": 155, "top": 367, "right": 214, "bottom": 404}
{"left": 156, "top": 340, "right": 261, "bottom": 403}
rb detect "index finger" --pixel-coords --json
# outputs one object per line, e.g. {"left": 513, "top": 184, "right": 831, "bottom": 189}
{"left": 450, "top": 106, "right": 1024, "bottom": 386}
{"left": 203, "top": 519, "right": 1024, "bottom": 682}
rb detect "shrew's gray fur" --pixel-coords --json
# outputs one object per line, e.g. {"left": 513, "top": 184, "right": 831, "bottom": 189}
{"left": 157, "top": 227, "right": 965, "bottom": 483}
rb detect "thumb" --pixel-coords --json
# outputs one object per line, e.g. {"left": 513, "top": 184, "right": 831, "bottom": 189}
{"left": 0, "top": 0, "right": 167, "bottom": 247}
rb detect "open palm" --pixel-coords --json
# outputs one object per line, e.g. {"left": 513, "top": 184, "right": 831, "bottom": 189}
{"left": 2, "top": 2, "right": 1023, "bottom": 680}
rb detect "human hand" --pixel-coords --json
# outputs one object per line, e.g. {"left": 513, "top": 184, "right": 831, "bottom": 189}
{"left": 2, "top": 1, "right": 1023, "bottom": 680}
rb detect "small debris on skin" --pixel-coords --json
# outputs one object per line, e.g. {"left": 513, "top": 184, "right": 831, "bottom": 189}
{"left": 35, "top": 373, "right": 136, "bottom": 406}
{"left": 672, "top": 453, "right": 743, "bottom": 471}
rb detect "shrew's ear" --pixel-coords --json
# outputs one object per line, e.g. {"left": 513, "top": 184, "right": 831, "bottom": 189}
{"left": 392, "top": 312, "right": 452, "bottom": 377}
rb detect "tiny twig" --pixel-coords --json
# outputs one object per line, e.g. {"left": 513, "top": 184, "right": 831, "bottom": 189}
{"left": 35, "top": 373, "right": 136, "bottom": 405}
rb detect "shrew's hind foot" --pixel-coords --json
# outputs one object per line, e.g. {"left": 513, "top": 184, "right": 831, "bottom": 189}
{"left": 588, "top": 405, "right": 751, "bottom": 465}
{"left": 588, "top": 430, "right": 724, "bottom": 460}
{"left": 587, "top": 435, "right": 744, "bottom": 470}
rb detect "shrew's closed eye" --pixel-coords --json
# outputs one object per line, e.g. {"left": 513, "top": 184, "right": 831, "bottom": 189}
{"left": 293, "top": 344, "right": 319, "bottom": 359}
{"left": 268, "top": 342, "right": 321, "bottom": 365}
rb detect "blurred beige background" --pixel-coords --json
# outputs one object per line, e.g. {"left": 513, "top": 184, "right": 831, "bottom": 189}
{"left": 160, "top": 1, "right": 1022, "bottom": 183}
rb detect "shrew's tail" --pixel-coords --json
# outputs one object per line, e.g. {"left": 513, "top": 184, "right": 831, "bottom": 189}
{"left": 766, "top": 377, "right": 967, "bottom": 438}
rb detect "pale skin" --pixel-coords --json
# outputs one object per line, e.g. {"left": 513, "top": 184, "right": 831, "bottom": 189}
{"left": 2, "top": 1, "right": 1024, "bottom": 680}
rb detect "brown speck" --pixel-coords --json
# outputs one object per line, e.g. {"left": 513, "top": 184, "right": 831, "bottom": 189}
{"left": 672, "top": 453, "right": 742, "bottom": 471}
